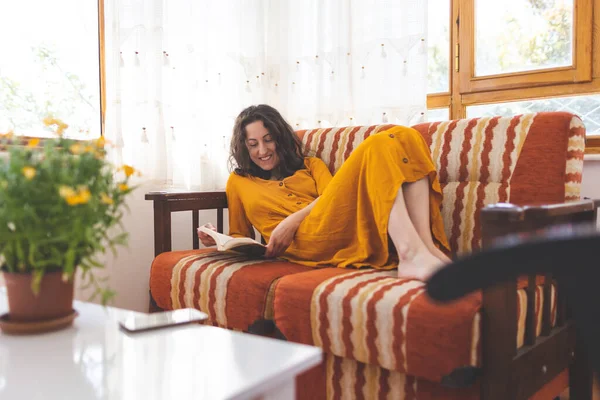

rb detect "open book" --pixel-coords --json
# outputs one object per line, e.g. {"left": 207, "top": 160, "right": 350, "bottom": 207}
{"left": 197, "top": 226, "right": 266, "bottom": 257}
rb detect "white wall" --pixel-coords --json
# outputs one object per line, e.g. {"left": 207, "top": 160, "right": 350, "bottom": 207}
{"left": 581, "top": 157, "right": 600, "bottom": 228}
{"left": 582, "top": 156, "right": 600, "bottom": 200}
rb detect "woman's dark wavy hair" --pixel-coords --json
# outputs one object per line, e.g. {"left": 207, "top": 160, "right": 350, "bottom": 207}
{"left": 229, "top": 104, "right": 305, "bottom": 179}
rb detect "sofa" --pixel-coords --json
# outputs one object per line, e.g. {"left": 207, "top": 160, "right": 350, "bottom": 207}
{"left": 146, "top": 112, "right": 597, "bottom": 399}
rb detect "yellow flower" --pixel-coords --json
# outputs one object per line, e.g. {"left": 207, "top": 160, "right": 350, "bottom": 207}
{"left": 120, "top": 165, "right": 135, "bottom": 178}
{"left": 69, "top": 143, "right": 83, "bottom": 155}
{"left": 83, "top": 145, "right": 94, "bottom": 153}
{"left": 55, "top": 123, "right": 68, "bottom": 136}
{"left": 100, "top": 193, "right": 114, "bottom": 205}
{"left": 42, "top": 116, "right": 55, "bottom": 126}
{"left": 78, "top": 188, "right": 91, "bottom": 203}
{"left": 43, "top": 116, "right": 68, "bottom": 136}
{"left": 62, "top": 187, "right": 91, "bottom": 206}
{"left": 1, "top": 130, "right": 14, "bottom": 140}
{"left": 27, "top": 138, "right": 40, "bottom": 148}
{"left": 65, "top": 195, "right": 80, "bottom": 206}
{"left": 22, "top": 166, "right": 36, "bottom": 180}
{"left": 59, "top": 185, "right": 76, "bottom": 198}
{"left": 118, "top": 183, "right": 129, "bottom": 192}
{"left": 95, "top": 136, "right": 106, "bottom": 148}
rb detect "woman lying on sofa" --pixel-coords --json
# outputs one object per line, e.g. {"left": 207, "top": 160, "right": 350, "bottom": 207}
{"left": 198, "top": 104, "right": 451, "bottom": 281}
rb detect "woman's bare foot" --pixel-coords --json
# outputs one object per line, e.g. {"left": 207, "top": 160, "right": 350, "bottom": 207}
{"left": 428, "top": 245, "right": 452, "bottom": 264}
{"left": 397, "top": 250, "right": 447, "bottom": 281}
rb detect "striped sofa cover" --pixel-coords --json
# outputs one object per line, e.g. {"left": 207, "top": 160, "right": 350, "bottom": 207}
{"left": 150, "top": 112, "right": 585, "bottom": 399}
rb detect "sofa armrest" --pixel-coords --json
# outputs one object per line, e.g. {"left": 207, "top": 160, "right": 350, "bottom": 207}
{"left": 482, "top": 199, "right": 599, "bottom": 222}
{"left": 481, "top": 200, "right": 599, "bottom": 252}
{"left": 145, "top": 190, "right": 227, "bottom": 256}
{"left": 478, "top": 199, "right": 598, "bottom": 399}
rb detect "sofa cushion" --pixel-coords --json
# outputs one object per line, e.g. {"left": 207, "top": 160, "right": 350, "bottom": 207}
{"left": 150, "top": 249, "right": 310, "bottom": 330}
{"left": 516, "top": 280, "right": 557, "bottom": 348}
{"left": 273, "top": 267, "right": 556, "bottom": 383}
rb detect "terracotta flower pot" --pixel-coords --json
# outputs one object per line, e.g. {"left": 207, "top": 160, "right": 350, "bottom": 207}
{"left": 3, "top": 271, "right": 74, "bottom": 322}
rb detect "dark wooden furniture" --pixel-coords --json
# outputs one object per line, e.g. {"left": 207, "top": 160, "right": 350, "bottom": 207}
{"left": 145, "top": 190, "right": 227, "bottom": 255}
{"left": 145, "top": 190, "right": 227, "bottom": 312}
{"left": 480, "top": 199, "right": 599, "bottom": 400}
{"left": 146, "top": 188, "right": 597, "bottom": 400}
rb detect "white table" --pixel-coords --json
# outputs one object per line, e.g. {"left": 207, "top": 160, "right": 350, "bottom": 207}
{"left": 0, "top": 288, "right": 322, "bottom": 400}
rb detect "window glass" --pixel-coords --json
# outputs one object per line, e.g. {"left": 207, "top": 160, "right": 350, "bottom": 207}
{"left": 475, "top": 0, "right": 573, "bottom": 76}
{"left": 427, "top": 108, "right": 450, "bottom": 122}
{"left": 427, "top": 0, "right": 450, "bottom": 93}
{"left": 0, "top": 1, "right": 101, "bottom": 138}
{"left": 467, "top": 94, "right": 600, "bottom": 135}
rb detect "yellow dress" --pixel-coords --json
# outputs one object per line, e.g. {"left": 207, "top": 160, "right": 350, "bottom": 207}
{"left": 226, "top": 126, "right": 450, "bottom": 269}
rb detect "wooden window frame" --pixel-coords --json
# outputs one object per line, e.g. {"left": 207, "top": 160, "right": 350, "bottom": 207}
{"left": 427, "top": 0, "right": 600, "bottom": 154}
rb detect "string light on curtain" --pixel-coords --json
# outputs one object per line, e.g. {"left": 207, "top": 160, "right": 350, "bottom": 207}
{"left": 141, "top": 127, "right": 148, "bottom": 143}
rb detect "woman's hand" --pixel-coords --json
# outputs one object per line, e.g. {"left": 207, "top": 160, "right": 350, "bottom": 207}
{"left": 197, "top": 222, "right": 217, "bottom": 247}
{"left": 265, "top": 215, "right": 301, "bottom": 258}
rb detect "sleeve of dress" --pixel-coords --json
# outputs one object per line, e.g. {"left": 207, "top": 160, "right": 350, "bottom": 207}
{"left": 308, "top": 157, "right": 333, "bottom": 196}
{"left": 225, "top": 175, "right": 255, "bottom": 239}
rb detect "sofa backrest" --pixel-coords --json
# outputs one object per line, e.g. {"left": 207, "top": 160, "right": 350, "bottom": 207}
{"left": 296, "top": 112, "right": 585, "bottom": 255}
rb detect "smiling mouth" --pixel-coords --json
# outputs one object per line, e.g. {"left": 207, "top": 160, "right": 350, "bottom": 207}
{"left": 259, "top": 155, "right": 272, "bottom": 161}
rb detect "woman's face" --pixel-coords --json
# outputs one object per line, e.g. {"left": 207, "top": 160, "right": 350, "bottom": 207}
{"left": 245, "top": 120, "right": 280, "bottom": 171}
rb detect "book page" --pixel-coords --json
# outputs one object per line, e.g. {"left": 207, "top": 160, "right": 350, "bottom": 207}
{"left": 197, "top": 226, "right": 232, "bottom": 249}
{"left": 198, "top": 226, "right": 263, "bottom": 253}
{"left": 222, "top": 236, "right": 262, "bottom": 249}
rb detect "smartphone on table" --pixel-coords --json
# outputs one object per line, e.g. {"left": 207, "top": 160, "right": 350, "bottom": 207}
{"left": 119, "top": 308, "right": 208, "bottom": 333}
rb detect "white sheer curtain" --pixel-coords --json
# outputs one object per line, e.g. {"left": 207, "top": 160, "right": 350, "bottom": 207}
{"left": 104, "top": 0, "right": 428, "bottom": 190}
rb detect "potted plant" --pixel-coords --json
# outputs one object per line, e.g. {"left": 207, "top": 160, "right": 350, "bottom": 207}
{"left": 0, "top": 117, "right": 136, "bottom": 329}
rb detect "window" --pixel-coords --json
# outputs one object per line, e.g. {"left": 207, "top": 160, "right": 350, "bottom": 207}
{"left": 427, "top": 108, "right": 450, "bottom": 122}
{"left": 426, "top": 0, "right": 600, "bottom": 154}
{"left": 461, "top": 0, "right": 591, "bottom": 93}
{"left": 0, "top": 0, "right": 103, "bottom": 139}
{"left": 467, "top": 94, "right": 600, "bottom": 135}
{"left": 427, "top": 0, "right": 451, "bottom": 94}
{"left": 474, "top": 0, "right": 574, "bottom": 77}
